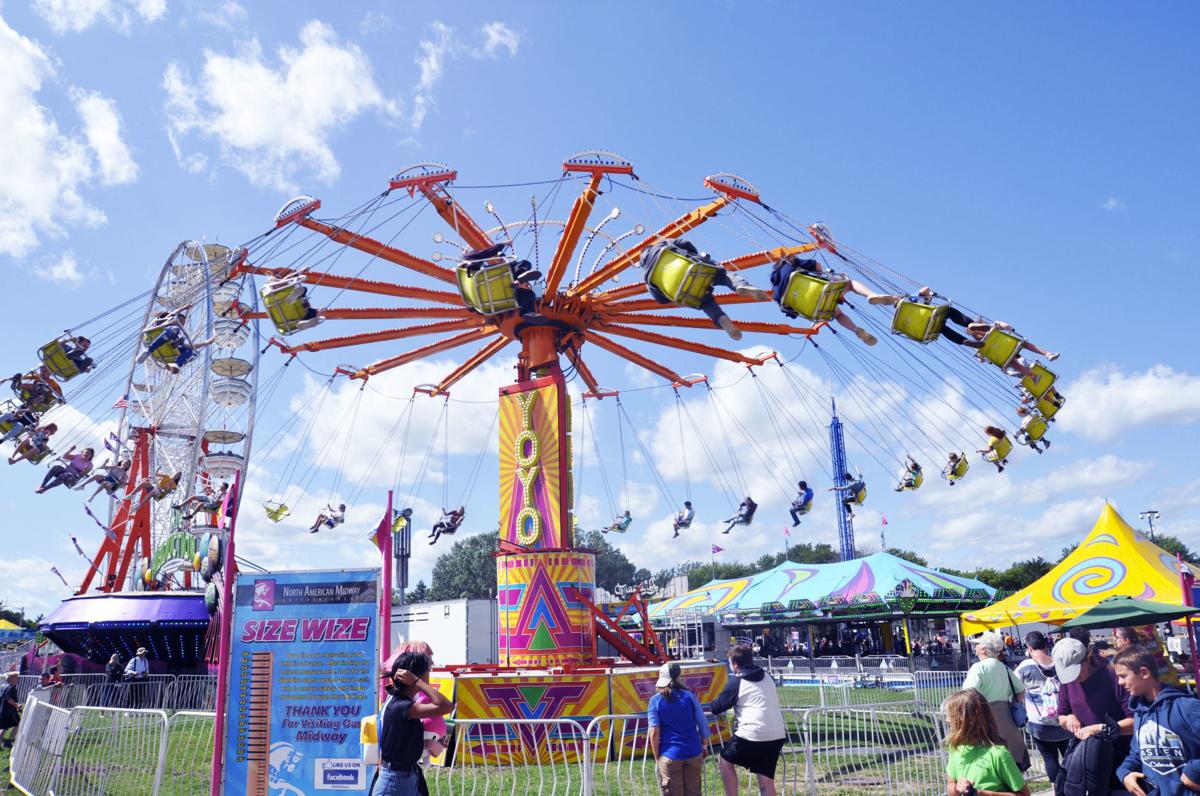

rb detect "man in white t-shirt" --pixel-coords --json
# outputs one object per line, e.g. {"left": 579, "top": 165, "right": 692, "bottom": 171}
{"left": 710, "top": 644, "right": 787, "bottom": 795}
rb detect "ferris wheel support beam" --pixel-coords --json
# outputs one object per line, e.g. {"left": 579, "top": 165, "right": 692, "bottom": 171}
{"left": 594, "top": 243, "right": 821, "bottom": 304}
{"left": 234, "top": 264, "right": 464, "bottom": 305}
{"left": 597, "top": 323, "right": 770, "bottom": 366}
{"left": 604, "top": 312, "right": 821, "bottom": 337}
{"left": 429, "top": 336, "right": 513, "bottom": 395}
{"left": 571, "top": 195, "right": 731, "bottom": 296}
{"left": 582, "top": 331, "right": 688, "bottom": 385}
{"left": 353, "top": 326, "right": 497, "bottom": 379}
{"left": 544, "top": 173, "right": 603, "bottom": 296}
{"left": 282, "top": 319, "right": 485, "bottom": 353}
{"left": 298, "top": 218, "right": 457, "bottom": 284}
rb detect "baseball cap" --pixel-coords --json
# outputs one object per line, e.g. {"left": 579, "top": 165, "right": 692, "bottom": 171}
{"left": 1053, "top": 638, "right": 1088, "bottom": 683}
{"left": 655, "top": 662, "right": 680, "bottom": 688}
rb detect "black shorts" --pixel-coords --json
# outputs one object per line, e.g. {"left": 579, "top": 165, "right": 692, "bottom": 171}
{"left": 720, "top": 735, "right": 786, "bottom": 779}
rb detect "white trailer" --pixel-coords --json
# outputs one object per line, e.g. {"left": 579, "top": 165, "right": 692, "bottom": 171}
{"left": 391, "top": 599, "right": 497, "bottom": 665}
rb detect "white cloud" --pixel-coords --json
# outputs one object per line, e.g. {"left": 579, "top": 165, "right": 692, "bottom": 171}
{"left": 475, "top": 22, "right": 519, "bottom": 59}
{"left": 34, "top": 250, "right": 84, "bottom": 285}
{"left": 410, "top": 20, "right": 520, "bottom": 131}
{"left": 925, "top": 497, "right": 1105, "bottom": 566}
{"left": 0, "top": 14, "right": 137, "bottom": 257}
{"left": 163, "top": 21, "right": 401, "bottom": 190}
{"left": 358, "top": 11, "right": 391, "bottom": 37}
{"left": 1101, "top": 196, "right": 1125, "bottom": 211}
{"left": 31, "top": 0, "right": 165, "bottom": 34}
{"left": 1058, "top": 365, "right": 1200, "bottom": 442}
{"left": 71, "top": 89, "right": 138, "bottom": 184}
{"left": 195, "top": 0, "right": 245, "bottom": 30}
{"left": 0, "top": 556, "right": 77, "bottom": 619}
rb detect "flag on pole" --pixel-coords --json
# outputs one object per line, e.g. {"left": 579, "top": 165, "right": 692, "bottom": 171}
{"left": 881, "top": 515, "right": 889, "bottom": 525}
{"left": 784, "top": 525, "right": 791, "bottom": 537}
{"left": 368, "top": 507, "right": 391, "bottom": 550}
{"left": 83, "top": 505, "right": 118, "bottom": 542}
{"left": 50, "top": 566, "right": 68, "bottom": 587}
{"left": 112, "top": 393, "right": 129, "bottom": 410}
{"left": 711, "top": 544, "right": 724, "bottom": 554}
{"left": 70, "top": 535, "right": 88, "bottom": 560}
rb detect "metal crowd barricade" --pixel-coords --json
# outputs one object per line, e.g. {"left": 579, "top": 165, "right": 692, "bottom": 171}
{"left": 9, "top": 697, "right": 71, "bottom": 796}
{"left": 773, "top": 670, "right": 918, "bottom": 710}
{"left": 426, "top": 717, "right": 588, "bottom": 796}
{"left": 162, "top": 674, "right": 218, "bottom": 711}
{"left": 912, "top": 669, "right": 967, "bottom": 709}
{"left": 581, "top": 712, "right": 734, "bottom": 796}
{"left": 158, "top": 711, "right": 217, "bottom": 796}
{"left": 84, "top": 679, "right": 168, "bottom": 710}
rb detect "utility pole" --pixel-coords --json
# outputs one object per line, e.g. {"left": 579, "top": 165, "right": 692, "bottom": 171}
{"left": 1140, "top": 509, "right": 1161, "bottom": 541}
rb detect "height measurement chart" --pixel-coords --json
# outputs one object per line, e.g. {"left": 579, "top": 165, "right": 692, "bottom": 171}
{"left": 223, "top": 569, "right": 379, "bottom": 795}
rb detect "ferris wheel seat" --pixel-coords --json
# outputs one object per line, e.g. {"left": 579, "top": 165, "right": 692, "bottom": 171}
{"left": 213, "top": 318, "right": 251, "bottom": 350}
{"left": 38, "top": 338, "right": 92, "bottom": 381}
{"left": 1020, "top": 363, "right": 1057, "bottom": 400}
{"left": 1017, "top": 414, "right": 1049, "bottom": 444}
{"left": 456, "top": 262, "right": 519, "bottom": 315}
{"left": 779, "top": 271, "right": 849, "bottom": 322}
{"left": 976, "top": 328, "right": 1024, "bottom": 369}
{"left": 942, "top": 456, "right": 970, "bottom": 482}
{"left": 1036, "top": 389, "right": 1065, "bottom": 421}
{"left": 201, "top": 451, "right": 244, "bottom": 480}
{"left": 264, "top": 502, "right": 290, "bottom": 522}
{"left": 210, "top": 377, "right": 252, "bottom": 407}
{"left": 261, "top": 281, "right": 322, "bottom": 334}
{"left": 644, "top": 248, "right": 720, "bottom": 309}
{"left": 890, "top": 300, "right": 948, "bottom": 343}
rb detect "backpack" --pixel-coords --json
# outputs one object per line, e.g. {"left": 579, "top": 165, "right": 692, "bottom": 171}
{"left": 1054, "top": 718, "right": 1119, "bottom": 796}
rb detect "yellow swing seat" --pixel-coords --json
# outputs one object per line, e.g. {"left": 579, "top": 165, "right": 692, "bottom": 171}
{"left": 793, "top": 498, "right": 813, "bottom": 516}
{"left": 1017, "top": 414, "right": 1049, "bottom": 445}
{"left": 891, "top": 300, "right": 949, "bottom": 343}
{"left": 646, "top": 248, "right": 720, "bottom": 309}
{"left": 976, "top": 328, "right": 1025, "bottom": 369}
{"left": 1020, "top": 363, "right": 1057, "bottom": 400}
{"left": 38, "top": 338, "right": 86, "bottom": 381}
{"left": 264, "top": 501, "right": 290, "bottom": 522}
{"left": 143, "top": 328, "right": 187, "bottom": 366}
{"left": 852, "top": 486, "right": 867, "bottom": 505}
{"left": 898, "top": 471, "right": 924, "bottom": 491}
{"left": 1036, "top": 390, "right": 1065, "bottom": 421}
{"left": 942, "top": 456, "right": 970, "bottom": 483}
{"left": 17, "top": 386, "right": 60, "bottom": 414}
{"left": 982, "top": 435, "right": 1013, "bottom": 463}
{"left": 0, "top": 401, "right": 20, "bottom": 436}
{"left": 23, "top": 446, "right": 52, "bottom": 464}
{"left": 780, "top": 271, "right": 849, "bottom": 322}
{"left": 456, "top": 262, "right": 519, "bottom": 315}
{"left": 261, "top": 281, "right": 321, "bottom": 334}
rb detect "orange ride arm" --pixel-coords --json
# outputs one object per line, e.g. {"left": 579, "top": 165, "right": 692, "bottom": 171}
{"left": 429, "top": 336, "right": 513, "bottom": 395}
{"left": 592, "top": 243, "right": 820, "bottom": 304}
{"left": 570, "top": 195, "right": 731, "bottom": 296}
{"left": 582, "top": 331, "right": 687, "bottom": 384}
{"left": 244, "top": 307, "right": 473, "bottom": 321}
{"left": 281, "top": 319, "right": 485, "bottom": 353}
{"left": 237, "top": 264, "right": 464, "bottom": 306}
{"left": 544, "top": 173, "right": 603, "bottom": 295}
{"left": 601, "top": 312, "right": 820, "bottom": 337}
{"left": 353, "top": 327, "right": 497, "bottom": 379}
{"left": 298, "top": 218, "right": 456, "bottom": 284}
{"left": 602, "top": 292, "right": 768, "bottom": 314}
{"left": 419, "top": 183, "right": 493, "bottom": 252}
{"left": 596, "top": 323, "right": 765, "bottom": 365}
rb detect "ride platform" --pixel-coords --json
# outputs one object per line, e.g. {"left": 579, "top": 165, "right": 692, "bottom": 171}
{"left": 39, "top": 591, "right": 210, "bottom": 668}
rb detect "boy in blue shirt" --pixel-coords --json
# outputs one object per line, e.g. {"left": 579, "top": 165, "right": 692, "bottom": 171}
{"left": 1113, "top": 645, "right": 1200, "bottom": 796}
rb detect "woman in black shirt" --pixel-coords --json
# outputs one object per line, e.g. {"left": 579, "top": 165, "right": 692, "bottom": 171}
{"left": 373, "top": 652, "right": 452, "bottom": 796}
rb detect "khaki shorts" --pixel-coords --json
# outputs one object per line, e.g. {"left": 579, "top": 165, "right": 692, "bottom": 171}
{"left": 656, "top": 754, "right": 703, "bottom": 795}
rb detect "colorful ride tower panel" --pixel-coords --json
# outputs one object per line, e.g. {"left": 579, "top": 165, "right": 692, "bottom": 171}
{"left": 497, "top": 550, "right": 596, "bottom": 667}
{"left": 608, "top": 662, "right": 732, "bottom": 757}
{"left": 498, "top": 372, "right": 572, "bottom": 550}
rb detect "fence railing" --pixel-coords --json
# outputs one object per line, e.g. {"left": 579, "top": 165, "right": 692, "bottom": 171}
{"left": 12, "top": 673, "right": 217, "bottom": 713}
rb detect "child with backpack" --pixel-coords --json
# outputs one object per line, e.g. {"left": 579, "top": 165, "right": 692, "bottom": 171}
{"left": 943, "top": 688, "right": 1031, "bottom": 796}
{"left": 1113, "top": 644, "right": 1200, "bottom": 796}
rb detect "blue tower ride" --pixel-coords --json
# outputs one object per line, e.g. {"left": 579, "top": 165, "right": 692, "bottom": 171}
{"left": 829, "top": 398, "right": 856, "bottom": 561}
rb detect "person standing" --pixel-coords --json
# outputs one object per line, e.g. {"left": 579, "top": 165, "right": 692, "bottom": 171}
{"left": 1112, "top": 645, "right": 1200, "bottom": 796}
{"left": 647, "top": 662, "right": 709, "bottom": 796}
{"left": 376, "top": 652, "right": 453, "bottom": 796}
{"left": 1013, "top": 631, "right": 1072, "bottom": 786}
{"left": 710, "top": 645, "right": 787, "bottom": 796}
{"left": 942, "top": 689, "right": 1030, "bottom": 796}
{"left": 961, "top": 632, "right": 1030, "bottom": 771}
{"left": 0, "top": 672, "right": 20, "bottom": 748}
{"left": 1053, "top": 637, "right": 1134, "bottom": 789}
{"left": 124, "top": 646, "right": 150, "bottom": 708}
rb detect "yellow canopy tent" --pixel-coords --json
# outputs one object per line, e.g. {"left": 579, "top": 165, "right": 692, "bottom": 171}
{"left": 0, "top": 619, "right": 20, "bottom": 630}
{"left": 961, "top": 503, "right": 1200, "bottom": 635}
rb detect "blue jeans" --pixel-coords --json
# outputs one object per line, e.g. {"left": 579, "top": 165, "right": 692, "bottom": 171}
{"left": 374, "top": 767, "right": 419, "bottom": 796}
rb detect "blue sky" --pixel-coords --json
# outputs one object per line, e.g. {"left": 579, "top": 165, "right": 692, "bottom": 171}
{"left": 2, "top": 1, "right": 1199, "bottom": 618}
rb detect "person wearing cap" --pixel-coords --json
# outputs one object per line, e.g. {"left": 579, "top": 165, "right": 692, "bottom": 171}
{"left": 710, "top": 644, "right": 786, "bottom": 796}
{"left": 376, "top": 651, "right": 452, "bottom": 796}
{"left": 961, "top": 632, "right": 1030, "bottom": 771}
{"left": 124, "top": 647, "right": 149, "bottom": 680}
{"left": 1054, "top": 636, "right": 1133, "bottom": 785}
{"left": 1, "top": 672, "right": 20, "bottom": 747}
{"left": 647, "top": 662, "right": 709, "bottom": 795}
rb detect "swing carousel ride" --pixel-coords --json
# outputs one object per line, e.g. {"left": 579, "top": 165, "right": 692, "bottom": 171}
{"left": 14, "top": 152, "right": 1060, "bottom": 727}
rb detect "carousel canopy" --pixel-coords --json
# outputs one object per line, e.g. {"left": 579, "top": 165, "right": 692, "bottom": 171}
{"left": 648, "top": 552, "right": 995, "bottom": 623}
{"left": 961, "top": 504, "right": 1200, "bottom": 635}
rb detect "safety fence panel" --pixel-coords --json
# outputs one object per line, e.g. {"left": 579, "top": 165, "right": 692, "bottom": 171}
{"left": 162, "top": 675, "right": 218, "bottom": 712}
{"left": 774, "top": 671, "right": 918, "bottom": 710}
{"left": 798, "top": 707, "right": 947, "bottom": 796}
{"left": 426, "top": 718, "right": 588, "bottom": 796}
{"left": 46, "top": 706, "right": 169, "bottom": 796}
{"left": 582, "top": 713, "right": 734, "bottom": 796}
{"left": 84, "top": 680, "right": 167, "bottom": 711}
{"left": 9, "top": 697, "right": 71, "bottom": 796}
{"left": 158, "top": 711, "right": 216, "bottom": 796}
{"left": 912, "top": 670, "right": 967, "bottom": 710}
